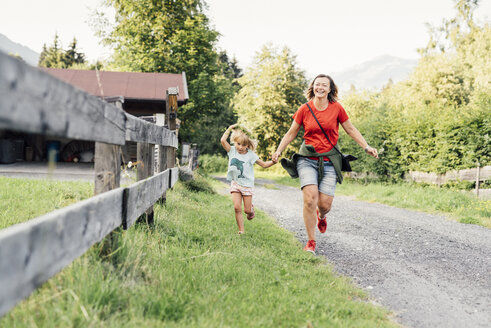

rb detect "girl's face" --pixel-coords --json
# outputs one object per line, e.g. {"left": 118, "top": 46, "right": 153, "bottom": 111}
{"left": 313, "top": 77, "right": 330, "bottom": 99}
{"left": 235, "top": 140, "right": 248, "bottom": 154}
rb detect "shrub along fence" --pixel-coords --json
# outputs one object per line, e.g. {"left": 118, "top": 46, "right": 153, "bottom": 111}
{"left": 347, "top": 164, "right": 491, "bottom": 197}
{"left": 0, "top": 51, "right": 180, "bottom": 316}
{"left": 406, "top": 165, "right": 491, "bottom": 197}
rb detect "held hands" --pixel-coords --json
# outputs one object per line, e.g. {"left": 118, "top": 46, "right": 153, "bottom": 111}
{"left": 271, "top": 151, "right": 281, "bottom": 163}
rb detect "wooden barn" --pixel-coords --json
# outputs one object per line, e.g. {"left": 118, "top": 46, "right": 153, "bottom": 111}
{"left": 0, "top": 68, "right": 188, "bottom": 164}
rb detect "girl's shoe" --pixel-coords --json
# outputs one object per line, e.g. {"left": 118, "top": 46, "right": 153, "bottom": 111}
{"left": 303, "top": 240, "right": 316, "bottom": 255}
{"left": 247, "top": 204, "right": 255, "bottom": 220}
{"left": 238, "top": 231, "right": 245, "bottom": 235}
{"left": 317, "top": 209, "right": 327, "bottom": 233}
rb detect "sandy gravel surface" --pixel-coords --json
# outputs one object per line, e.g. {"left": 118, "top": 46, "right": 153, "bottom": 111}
{"left": 216, "top": 177, "right": 491, "bottom": 328}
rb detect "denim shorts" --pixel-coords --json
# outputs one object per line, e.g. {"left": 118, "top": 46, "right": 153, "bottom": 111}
{"left": 296, "top": 157, "right": 337, "bottom": 196}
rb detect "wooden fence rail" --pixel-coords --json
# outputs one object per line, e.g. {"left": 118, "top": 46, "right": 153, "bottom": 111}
{"left": 0, "top": 51, "right": 180, "bottom": 316}
{"left": 348, "top": 166, "right": 491, "bottom": 184}
{"left": 405, "top": 166, "right": 491, "bottom": 185}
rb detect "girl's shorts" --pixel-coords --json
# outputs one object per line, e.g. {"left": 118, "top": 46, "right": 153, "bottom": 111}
{"left": 230, "top": 180, "right": 254, "bottom": 196}
{"left": 296, "top": 157, "right": 337, "bottom": 196}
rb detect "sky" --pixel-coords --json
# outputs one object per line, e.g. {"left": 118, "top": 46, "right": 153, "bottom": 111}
{"left": 1, "top": 0, "right": 490, "bottom": 77}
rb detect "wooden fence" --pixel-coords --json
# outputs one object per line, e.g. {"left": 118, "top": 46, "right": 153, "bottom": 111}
{"left": 0, "top": 51, "right": 180, "bottom": 316}
{"left": 405, "top": 165, "right": 491, "bottom": 185}
{"left": 347, "top": 164, "right": 491, "bottom": 198}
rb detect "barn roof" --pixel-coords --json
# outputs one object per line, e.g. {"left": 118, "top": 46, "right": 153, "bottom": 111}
{"left": 40, "top": 68, "right": 189, "bottom": 104}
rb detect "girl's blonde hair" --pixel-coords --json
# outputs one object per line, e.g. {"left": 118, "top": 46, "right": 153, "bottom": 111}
{"left": 231, "top": 126, "right": 257, "bottom": 151}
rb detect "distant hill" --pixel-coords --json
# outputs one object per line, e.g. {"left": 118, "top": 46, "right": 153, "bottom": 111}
{"left": 332, "top": 55, "right": 418, "bottom": 93}
{"left": 0, "top": 33, "right": 39, "bottom": 66}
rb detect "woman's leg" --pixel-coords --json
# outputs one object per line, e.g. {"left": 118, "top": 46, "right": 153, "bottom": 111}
{"left": 231, "top": 192, "right": 245, "bottom": 233}
{"left": 242, "top": 195, "right": 254, "bottom": 219}
{"left": 318, "top": 193, "right": 334, "bottom": 218}
{"left": 302, "top": 185, "right": 319, "bottom": 241}
{"left": 318, "top": 162, "right": 337, "bottom": 218}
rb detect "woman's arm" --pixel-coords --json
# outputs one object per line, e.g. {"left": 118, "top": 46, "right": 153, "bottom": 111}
{"left": 272, "top": 120, "right": 301, "bottom": 162}
{"left": 220, "top": 124, "right": 237, "bottom": 153}
{"left": 255, "top": 159, "right": 275, "bottom": 168}
{"left": 340, "top": 119, "right": 378, "bottom": 159}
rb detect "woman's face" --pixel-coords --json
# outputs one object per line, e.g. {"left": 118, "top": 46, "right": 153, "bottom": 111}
{"left": 313, "top": 77, "right": 330, "bottom": 99}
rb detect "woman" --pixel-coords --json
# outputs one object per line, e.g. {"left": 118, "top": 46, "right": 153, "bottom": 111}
{"left": 272, "top": 74, "right": 378, "bottom": 254}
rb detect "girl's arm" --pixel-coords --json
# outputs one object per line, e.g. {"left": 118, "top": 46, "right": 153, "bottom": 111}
{"left": 220, "top": 124, "right": 237, "bottom": 153}
{"left": 272, "top": 120, "right": 301, "bottom": 162}
{"left": 255, "top": 159, "right": 275, "bottom": 168}
{"left": 340, "top": 119, "right": 378, "bottom": 159}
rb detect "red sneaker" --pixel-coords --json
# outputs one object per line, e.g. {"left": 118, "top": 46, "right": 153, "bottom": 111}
{"left": 303, "top": 240, "right": 316, "bottom": 255}
{"left": 317, "top": 209, "right": 327, "bottom": 233}
{"left": 247, "top": 204, "right": 255, "bottom": 220}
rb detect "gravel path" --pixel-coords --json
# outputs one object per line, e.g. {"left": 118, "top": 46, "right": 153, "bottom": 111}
{"left": 216, "top": 177, "right": 491, "bottom": 328}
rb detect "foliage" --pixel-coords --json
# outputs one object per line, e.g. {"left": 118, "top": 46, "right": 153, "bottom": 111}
{"left": 38, "top": 34, "right": 86, "bottom": 68}
{"left": 198, "top": 154, "right": 228, "bottom": 174}
{"left": 233, "top": 44, "right": 308, "bottom": 158}
{"left": 181, "top": 173, "right": 216, "bottom": 193}
{"left": 99, "top": 0, "right": 239, "bottom": 154}
{"left": 179, "top": 70, "right": 238, "bottom": 154}
{"left": 339, "top": 0, "right": 491, "bottom": 177}
{"left": 441, "top": 179, "right": 475, "bottom": 190}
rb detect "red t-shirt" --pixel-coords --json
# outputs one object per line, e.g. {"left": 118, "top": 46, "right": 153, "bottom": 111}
{"left": 293, "top": 100, "right": 349, "bottom": 157}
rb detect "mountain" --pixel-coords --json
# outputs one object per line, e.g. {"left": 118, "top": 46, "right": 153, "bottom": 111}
{"left": 332, "top": 55, "right": 418, "bottom": 93}
{"left": 0, "top": 33, "right": 40, "bottom": 66}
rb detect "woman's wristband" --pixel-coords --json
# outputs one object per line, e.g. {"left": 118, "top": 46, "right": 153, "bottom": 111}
{"left": 364, "top": 145, "right": 370, "bottom": 153}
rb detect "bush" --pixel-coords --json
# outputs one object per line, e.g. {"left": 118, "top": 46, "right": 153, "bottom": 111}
{"left": 181, "top": 174, "right": 216, "bottom": 194}
{"left": 442, "top": 179, "right": 475, "bottom": 191}
{"left": 198, "top": 154, "right": 228, "bottom": 174}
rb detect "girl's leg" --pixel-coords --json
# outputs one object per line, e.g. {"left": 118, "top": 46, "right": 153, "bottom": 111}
{"left": 242, "top": 195, "right": 254, "bottom": 219}
{"left": 302, "top": 185, "right": 319, "bottom": 241}
{"left": 231, "top": 192, "right": 245, "bottom": 233}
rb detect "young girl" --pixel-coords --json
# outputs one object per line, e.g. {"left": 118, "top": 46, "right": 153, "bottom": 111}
{"left": 220, "top": 124, "right": 276, "bottom": 234}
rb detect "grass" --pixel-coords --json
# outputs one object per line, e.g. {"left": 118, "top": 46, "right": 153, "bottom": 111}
{"left": 0, "top": 176, "right": 395, "bottom": 327}
{"left": 254, "top": 170, "right": 490, "bottom": 228}
{"left": 0, "top": 176, "right": 93, "bottom": 229}
{"left": 335, "top": 179, "right": 491, "bottom": 228}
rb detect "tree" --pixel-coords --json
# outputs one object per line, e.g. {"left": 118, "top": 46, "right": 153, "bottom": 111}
{"left": 38, "top": 34, "right": 64, "bottom": 68}
{"left": 418, "top": 0, "right": 480, "bottom": 55}
{"left": 218, "top": 51, "right": 242, "bottom": 81}
{"left": 38, "top": 34, "right": 86, "bottom": 68}
{"left": 64, "top": 38, "right": 86, "bottom": 67}
{"left": 102, "top": 0, "right": 217, "bottom": 78}
{"left": 233, "top": 44, "right": 307, "bottom": 158}
{"left": 100, "top": 0, "right": 238, "bottom": 154}
{"left": 339, "top": 0, "right": 491, "bottom": 177}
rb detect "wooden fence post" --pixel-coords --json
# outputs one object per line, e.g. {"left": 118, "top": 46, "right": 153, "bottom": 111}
{"left": 165, "top": 87, "right": 178, "bottom": 169}
{"left": 475, "top": 162, "right": 480, "bottom": 198}
{"left": 191, "top": 143, "right": 199, "bottom": 170}
{"left": 158, "top": 87, "right": 178, "bottom": 204}
{"left": 136, "top": 142, "right": 155, "bottom": 225}
{"left": 94, "top": 99, "right": 123, "bottom": 194}
{"left": 94, "top": 98, "right": 123, "bottom": 254}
